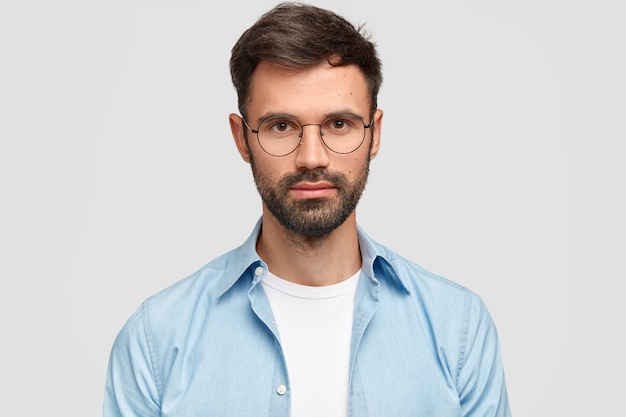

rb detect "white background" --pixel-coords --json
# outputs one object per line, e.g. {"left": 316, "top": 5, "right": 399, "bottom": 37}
{"left": 1, "top": 0, "right": 624, "bottom": 415}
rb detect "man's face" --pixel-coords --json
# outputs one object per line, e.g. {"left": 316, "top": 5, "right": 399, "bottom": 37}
{"left": 230, "top": 61, "right": 382, "bottom": 237}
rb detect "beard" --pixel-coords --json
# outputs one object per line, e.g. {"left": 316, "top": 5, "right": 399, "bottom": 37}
{"left": 250, "top": 160, "right": 370, "bottom": 237}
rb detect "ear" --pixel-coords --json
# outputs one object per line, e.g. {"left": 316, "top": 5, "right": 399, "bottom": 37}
{"left": 229, "top": 113, "right": 251, "bottom": 163}
{"left": 368, "top": 109, "right": 383, "bottom": 160}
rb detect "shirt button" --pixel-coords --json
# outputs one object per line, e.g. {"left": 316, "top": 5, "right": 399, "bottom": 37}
{"left": 276, "top": 385, "right": 287, "bottom": 395}
{"left": 255, "top": 266, "right": 264, "bottom": 276}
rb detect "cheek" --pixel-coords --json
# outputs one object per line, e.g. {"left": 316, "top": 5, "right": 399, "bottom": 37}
{"left": 251, "top": 154, "right": 291, "bottom": 179}
{"left": 347, "top": 154, "right": 369, "bottom": 174}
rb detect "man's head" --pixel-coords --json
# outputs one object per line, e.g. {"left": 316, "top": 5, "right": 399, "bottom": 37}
{"left": 229, "top": 3, "right": 383, "bottom": 238}
{"left": 230, "top": 2, "right": 382, "bottom": 119}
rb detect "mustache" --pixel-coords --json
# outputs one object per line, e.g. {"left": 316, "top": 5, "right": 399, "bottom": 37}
{"left": 279, "top": 169, "right": 347, "bottom": 189}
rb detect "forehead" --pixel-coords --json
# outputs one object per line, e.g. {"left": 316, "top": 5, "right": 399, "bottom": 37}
{"left": 247, "top": 61, "right": 370, "bottom": 120}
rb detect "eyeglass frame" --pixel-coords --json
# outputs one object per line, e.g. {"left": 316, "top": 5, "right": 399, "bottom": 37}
{"left": 241, "top": 112, "right": 375, "bottom": 157}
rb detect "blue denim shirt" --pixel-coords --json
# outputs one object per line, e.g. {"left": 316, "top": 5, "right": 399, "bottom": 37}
{"left": 104, "top": 220, "right": 511, "bottom": 416}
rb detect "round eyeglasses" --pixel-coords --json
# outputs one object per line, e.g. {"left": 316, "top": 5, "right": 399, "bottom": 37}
{"left": 243, "top": 113, "right": 373, "bottom": 157}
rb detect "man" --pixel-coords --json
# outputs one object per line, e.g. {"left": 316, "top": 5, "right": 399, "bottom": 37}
{"left": 104, "top": 3, "right": 511, "bottom": 416}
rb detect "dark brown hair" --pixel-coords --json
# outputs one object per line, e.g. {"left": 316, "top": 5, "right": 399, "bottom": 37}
{"left": 230, "top": 2, "right": 383, "bottom": 118}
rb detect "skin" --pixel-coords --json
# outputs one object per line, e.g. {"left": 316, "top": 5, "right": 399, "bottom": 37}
{"left": 229, "top": 61, "right": 383, "bottom": 286}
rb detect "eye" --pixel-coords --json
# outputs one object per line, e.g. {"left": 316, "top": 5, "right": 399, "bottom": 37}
{"left": 261, "top": 118, "right": 300, "bottom": 136}
{"left": 272, "top": 121, "right": 290, "bottom": 132}
{"left": 331, "top": 119, "right": 346, "bottom": 129}
{"left": 322, "top": 114, "right": 360, "bottom": 134}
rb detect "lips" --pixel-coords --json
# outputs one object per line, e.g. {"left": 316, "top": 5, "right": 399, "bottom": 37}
{"left": 289, "top": 182, "right": 337, "bottom": 198}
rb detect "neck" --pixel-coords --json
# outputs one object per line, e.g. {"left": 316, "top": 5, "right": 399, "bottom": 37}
{"left": 256, "top": 211, "right": 362, "bottom": 286}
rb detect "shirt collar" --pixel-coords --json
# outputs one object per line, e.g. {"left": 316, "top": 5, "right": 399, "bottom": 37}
{"left": 356, "top": 224, "right": 411, "bottom": 294}
{"left": 218, "top": 217, "right": 411, "bottom": 297}
{"left": 217, "top": 218, "right": 265, "bottom": 297}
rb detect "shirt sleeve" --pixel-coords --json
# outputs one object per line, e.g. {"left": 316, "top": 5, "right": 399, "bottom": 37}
{"left": 456, "top": 292, "right": 512, "bottom": 417}
{"left": 103, "top": 304, "right": 161, "bottom": 417}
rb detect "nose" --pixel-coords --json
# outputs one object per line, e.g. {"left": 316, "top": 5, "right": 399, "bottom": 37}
{"left": 294, "top": 124, "right": 330, "bottom": 170}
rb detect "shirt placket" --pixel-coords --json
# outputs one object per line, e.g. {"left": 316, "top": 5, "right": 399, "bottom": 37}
{"left": 248, "top": 262, "right": 291, "bottom": 417}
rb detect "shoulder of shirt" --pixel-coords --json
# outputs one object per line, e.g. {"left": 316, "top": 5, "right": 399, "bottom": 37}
{"left": 134, "top": 246, "right": 246, "bottom": 318}
{"left": 364, "top": 235, "right": 495, "bottom": 347}
{"left": 359, "top": 227, "right": 485, "bottom": 307}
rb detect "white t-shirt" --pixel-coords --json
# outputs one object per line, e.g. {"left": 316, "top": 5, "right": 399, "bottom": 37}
{"left": 261, "top": 270, "right": 360, "bottom": 417}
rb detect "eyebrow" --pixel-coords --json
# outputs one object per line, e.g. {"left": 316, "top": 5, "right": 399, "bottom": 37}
{"left": 254, "top": 112, "right": 293, "bottom": 125}
{"left": 254, "top": 109, "right": 365, "bottom": 125}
